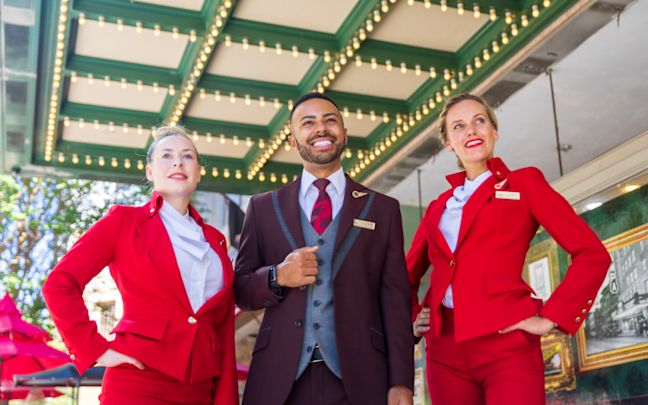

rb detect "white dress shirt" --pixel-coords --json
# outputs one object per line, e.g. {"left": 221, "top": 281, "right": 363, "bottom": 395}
{"left": 159, "top": 201, "right": 224, "bottom": 313}
{"left": 299, "top": 167, "right": 346, "bottom": 221}
{"left": 438, "top": 170, "right": 492, "bottom": 308}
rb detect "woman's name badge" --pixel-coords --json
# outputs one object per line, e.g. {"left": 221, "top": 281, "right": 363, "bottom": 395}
{"left": 353, "top": 219, "right": 376, "bottom": 230}
{"left": 495, "top": 190, "right": 520, "bottom": 200}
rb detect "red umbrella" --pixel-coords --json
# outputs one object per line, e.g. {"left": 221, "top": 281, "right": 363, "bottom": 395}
{"left": 0, "top": 381, "right": 62, "bottom": 400}
{"left": 0, "top": 293, "right": 50, "bottom": 342}
{"left": 0, "top": 338, "right": 70, "bottom": 380}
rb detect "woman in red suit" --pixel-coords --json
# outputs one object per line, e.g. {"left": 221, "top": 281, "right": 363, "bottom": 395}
{"left": 43, "top": 127, "right": 237, "bottom": 405}
{"left": 407, "top": 94, "right": 610, "bottom": 404}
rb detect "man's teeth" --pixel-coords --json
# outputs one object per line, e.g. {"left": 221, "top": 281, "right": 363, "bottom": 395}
{"left": 313, "top": 140, "right": 332, "bottom": 147}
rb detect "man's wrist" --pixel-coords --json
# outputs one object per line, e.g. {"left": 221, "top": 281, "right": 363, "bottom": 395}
{"left": 268, "top": 265, "right": 281, "bottom": 290}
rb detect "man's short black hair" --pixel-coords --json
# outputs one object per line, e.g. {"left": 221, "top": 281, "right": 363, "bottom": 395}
{"left": 289, "top": 92, "right": 340, "bottom": 122}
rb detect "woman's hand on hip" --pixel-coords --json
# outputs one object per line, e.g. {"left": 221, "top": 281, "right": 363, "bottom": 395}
{"left": 97, "top": 349, "right": 145, "bottom": 369}
{"left": 499, "top": 315, "right": 556, "bottom": 336}
{"left": 413, "top": 307, "right": 431, "bottom": 337}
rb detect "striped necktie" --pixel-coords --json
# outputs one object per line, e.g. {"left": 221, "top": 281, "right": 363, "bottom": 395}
{"left": 311, "top": 179, "right": 332, "bottom": 234}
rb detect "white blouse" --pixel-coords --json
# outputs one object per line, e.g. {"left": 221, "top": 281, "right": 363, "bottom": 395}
{"left": 159, "top": 201, "right": 223, "bottom": 313}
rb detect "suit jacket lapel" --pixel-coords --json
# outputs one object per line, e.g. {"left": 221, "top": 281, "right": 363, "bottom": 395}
{"left": 455, "top": 175, "right": 497, "bottom": 251}
{"left": 278, "top": 178, "right": 306, "bottom": 249}
{"left": 135, "top": 206, "right": 193, "bottom": 313}
{"left": 334, "top": 176, "right": 368, "bottom": 252}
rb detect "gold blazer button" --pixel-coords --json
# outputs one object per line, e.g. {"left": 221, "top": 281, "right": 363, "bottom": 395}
{"left": 188, "top": 316, "right": 197, "bottom": 325}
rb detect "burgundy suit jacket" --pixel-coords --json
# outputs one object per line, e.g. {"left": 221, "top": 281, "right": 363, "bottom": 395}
{"left": 407, "top": 158, "right": 611, "bottom": 342}
{"left": 234, "top": 175, "right": 414, "bottom": 405}
{"left": 42, "top": 193, "right": 238, "bottom": 405}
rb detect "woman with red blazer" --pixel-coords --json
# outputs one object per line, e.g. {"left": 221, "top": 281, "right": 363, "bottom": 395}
{"left": 407, "top": 94, "right": 610, "bottom": 405}
{"left": 42, "top": 127, "right": 238, "bottom": 405}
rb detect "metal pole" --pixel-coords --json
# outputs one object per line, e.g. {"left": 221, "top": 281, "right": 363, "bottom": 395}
{"left": 417, "top": 169, "right": 423, "bottom": 220}
{"left": 546, "top": 68, "right": 564, "bottom": 176}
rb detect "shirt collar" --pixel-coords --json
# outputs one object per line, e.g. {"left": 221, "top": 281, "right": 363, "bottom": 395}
{"left": 445, "top": 157, "right": 510, "bottom": 188}
{"left": 462, "top": 170, "right": 492, "bottom": 193}
{"left": 148, "top": 191, "right": 204, "bottom": 225}
{"left": 299, "top": 167, "right": 346, "bottom": 198}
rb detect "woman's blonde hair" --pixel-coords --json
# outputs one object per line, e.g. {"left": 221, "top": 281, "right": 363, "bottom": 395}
{"left": 146, "top": 126, "right": 198, "bottom": 163}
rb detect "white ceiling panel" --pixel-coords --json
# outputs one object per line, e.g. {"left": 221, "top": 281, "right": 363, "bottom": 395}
{"left": 186, "top": 95, "right": 282, "bottom": 126}
{"left": 233, "top": 0, "right": 358, "bottom": 34}
{"left": 371, "top": 2, "right": 489, "bottom": 52}
{"left": 67, "top": 77, "right": 168, "bottom": 112}
{"left": 63, "top": 122, "right": 151, "bottom": 149}
{"left": 206, "top": 42, "right": 316, "bottom": 85}
{"left": 134, "top": 0, "right": 204, "bottom": 11}
{"left": 331, "top": 63, "right": 428, "bottom": 99}
{"left": 75, "top": 20, "right": 188, "bottom": 69}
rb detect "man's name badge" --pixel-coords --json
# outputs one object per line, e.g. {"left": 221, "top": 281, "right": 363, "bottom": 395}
{"left": 353, "top": 219, "right": 376, "bottom": 230}
{"left": 495, "top": 190, "right": 520, "bottom": 200}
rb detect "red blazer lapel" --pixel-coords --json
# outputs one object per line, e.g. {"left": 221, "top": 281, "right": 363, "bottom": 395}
{"left": 277, "top": 178, "right": 306, "bottom": 249}
{"left": 427, "top": 190, "right": 454, "bottom": 258}
{"left": 135, "top": 202, "right": 193, "bottom": 313}
{"left": 334, "top": 176, "right": 370, "bottom": 252}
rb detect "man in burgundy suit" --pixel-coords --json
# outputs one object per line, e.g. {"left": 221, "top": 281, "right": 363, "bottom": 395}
{"left": 235, "top": 93, "right": 414, "bottom": 405}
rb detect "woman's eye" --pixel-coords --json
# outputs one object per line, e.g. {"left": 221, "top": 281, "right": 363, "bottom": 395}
{"left": 453, "top": 123, "right": 463, "bottom": 130}
{"left": 476, "top": 117, "right": 485, "bottom": 124}
{"left": 184, "top": 154, "right": 194, "bottom": 159}
{"left": 162, "top": 153, "right": 172, "bottom": 158}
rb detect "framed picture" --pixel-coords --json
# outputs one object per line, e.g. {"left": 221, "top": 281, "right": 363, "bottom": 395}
{"left": 413, "top": 367, "right": 427, "bottom": 405}
{"left": 523, "top": 239, "right": 560, "bottom": 301}
{"left": 541, "top": 332, "right": 576, "bottom": 392}
{"left": 576, "top": 223, "right": 648, "bottom": 371}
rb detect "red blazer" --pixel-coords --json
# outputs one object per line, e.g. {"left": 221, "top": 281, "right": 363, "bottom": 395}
{"left": 234, "top": 175, "right": 414, "bottom": 405}
{"left": 407, "top": 158, "right": 611, "bottom": 342}
{"left": 42, "top": 193, "right": 237, "bottom": 405}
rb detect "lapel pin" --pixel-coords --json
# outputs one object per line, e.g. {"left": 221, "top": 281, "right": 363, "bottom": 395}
{"left": 494, "top": 179, "right": 508, "bottom": 190}
{"left": 352, "top": 190, "right": 368, "bottom": 198}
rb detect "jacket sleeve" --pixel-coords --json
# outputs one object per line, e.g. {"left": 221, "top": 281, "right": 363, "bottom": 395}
{"left": 234, "top": 196, "right": 282, "bottom": 311}
{"left": 42, "top": 205, "right": 123, "bottom": 374}
{"left": 405, "top": 204, "right": 432, "bottom": 321}
{"left": 523, "top": 168, "right": 611, "bottom": 334}
{"left": 380, "top": 200, "right": 415, "bottom": 390}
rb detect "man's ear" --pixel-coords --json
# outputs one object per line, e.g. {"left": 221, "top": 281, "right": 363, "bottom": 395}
{"left": 288, "top": 135, "right": 297, "bottom": 149}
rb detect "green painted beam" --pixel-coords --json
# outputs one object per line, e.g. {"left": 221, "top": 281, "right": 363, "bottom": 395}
{"left": 456, "top": 19, "right": 507, "bottom": 68}
{"left": 65, "top": 55, "right": 183, "bottom": 87}
{"left": 61, "top": 102, "right": 160, "bottom": 126}
{"left": 223, "top": 18, "right": 338, "bottom": 54}
{"left": 356, "top": 39, "right": 457, "bottom": 71}
{"left": 71, "top": 0, "right": 206, "bottom": 34}
{"left": 326, "top": 90, "right": 408, "bottom": 117}
{"left": 182, "top": 117, "right": 268, "bottom": 140}
{"left": 198, "top": 74, "right": 301, "bottom": 102}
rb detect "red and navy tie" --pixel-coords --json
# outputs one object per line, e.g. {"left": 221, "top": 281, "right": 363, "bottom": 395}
{"left": 311, "top": 179, "right": 332, "bottom": 234}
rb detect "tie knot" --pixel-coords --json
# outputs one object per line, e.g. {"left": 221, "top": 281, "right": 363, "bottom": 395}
{"left": 313, "top": 178, "right": 330, "bottom": 192}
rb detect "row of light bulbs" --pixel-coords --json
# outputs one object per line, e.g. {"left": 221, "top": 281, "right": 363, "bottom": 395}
{"left": 78, "top": 13, "right": 199, "bottom": 42}
{"left": 44, "top": 0, "right": 70, "bottom": 162}
{"left": 54, "top": 151, "right": 299, "bottom": 185}
{"left": 350, "top": 0, "right": 551, "bottom": 179}
{"left": 168, "top": 2, "right": 234, "bottom": 126}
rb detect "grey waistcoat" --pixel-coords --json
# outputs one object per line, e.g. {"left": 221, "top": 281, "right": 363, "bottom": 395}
{"left": 295, "top": 208, "right": 342, "bottom": 379}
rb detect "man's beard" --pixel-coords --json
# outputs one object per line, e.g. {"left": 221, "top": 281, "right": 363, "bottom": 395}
{"left": 294, "top": 135, "right": 346, "bottom": 165}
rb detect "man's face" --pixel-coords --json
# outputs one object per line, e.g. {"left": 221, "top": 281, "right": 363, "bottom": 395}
{"left": 289, "top": 98, "right": 347, "bottom": 167}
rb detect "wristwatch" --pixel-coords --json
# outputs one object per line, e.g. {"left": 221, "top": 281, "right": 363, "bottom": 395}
{"left": 268, "top": 265, "right": 281, "bottom": 290}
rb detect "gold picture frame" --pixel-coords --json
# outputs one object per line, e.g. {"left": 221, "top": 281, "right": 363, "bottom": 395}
{"left": 542, "top": 331, "right": 576, "bottom": 392}
{"left": 523, "top": 238, "right": 560, "bottom": 301}
{"left": 576, "top": 223, "right": 648, "bottom": 371}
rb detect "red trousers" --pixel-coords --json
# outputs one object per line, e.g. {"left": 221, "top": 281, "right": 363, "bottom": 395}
{"left": 99, "top": 364, "right": 216, "bottom": 405}
{"left": 425, "top": 308, "right": 545, "bottom": 405}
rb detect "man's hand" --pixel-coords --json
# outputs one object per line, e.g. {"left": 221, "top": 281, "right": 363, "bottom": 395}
{"left": 499, "top": 315, "right": 556, "bottom": 336}
{"left": 388, "top": 385, "right": 413, "bottom": 405}
{"left": 413, "top": 307, "right": 430, "bottom": 337}
{"left": 97, "top": 349, "right": 145, "bottom": 369}
{"left": 276, "top": 246, "right": 319, "bottom": 288}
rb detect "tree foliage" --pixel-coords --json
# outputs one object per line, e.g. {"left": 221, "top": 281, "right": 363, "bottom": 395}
{"left": 0, "top": 175, "right": 146, "bottom": 331}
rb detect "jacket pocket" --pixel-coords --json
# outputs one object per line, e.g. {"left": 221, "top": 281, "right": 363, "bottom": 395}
{"left": 486, "top": 276, "right": 536, "bottom": 296}
{"left": 110, "top": 318, "right": 168, "bottom": 341}
{"left": 369, "top": 328, "right": 386, "bottom": 355}
{"left": 253, "top": 327, "right": 271, "bottom": 354}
